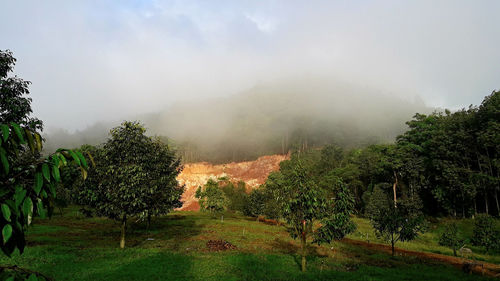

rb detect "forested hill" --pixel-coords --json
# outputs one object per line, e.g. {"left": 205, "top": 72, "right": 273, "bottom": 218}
{"left": 44, "top": 78, "right": 431, "bottom": 163}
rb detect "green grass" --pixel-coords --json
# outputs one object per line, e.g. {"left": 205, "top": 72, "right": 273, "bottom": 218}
{"left": 0, "top": 207, "right": 497, "bottom": 280}
{"left": 349, "top": 217, "right": 500, "bottom": 264}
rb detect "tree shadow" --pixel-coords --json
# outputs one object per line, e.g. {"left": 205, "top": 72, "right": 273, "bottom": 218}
{"left": 82, "top": 251, "right": 195, "bottom": 281}
{"left": 268, "top": 238, "right": 330, "bottom": 271}
{"left": 27, "top": 212, "right": 207, "bottom": 251}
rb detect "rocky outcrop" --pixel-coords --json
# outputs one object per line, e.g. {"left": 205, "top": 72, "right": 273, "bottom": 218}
{"left": 176, "top": 154, "right": 289, "bottom": 211}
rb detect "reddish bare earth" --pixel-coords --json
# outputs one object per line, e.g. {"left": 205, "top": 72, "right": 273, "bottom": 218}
{"left": 176, "top": 154, "right": 289, "bottom": 211}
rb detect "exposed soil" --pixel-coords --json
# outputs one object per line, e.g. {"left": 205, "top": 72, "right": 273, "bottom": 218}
{"left": 342, "top": 238, "right": 500, "bottom": 278}
{"left": 206, "top": 240, "right": 237, "bottom": 251}
{"left": 177, "top": 154, "right": 289, "bottom": 211}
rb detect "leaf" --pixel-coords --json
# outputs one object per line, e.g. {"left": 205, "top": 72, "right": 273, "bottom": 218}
{"left": 10, "top": 123, "right": 25, "bottom": 144}
{"left": 1, "top": 204, "right": 11, "bottom": 222}
{"left": 52, "top": 154, "right": 60, "bottom": 168}
{"left": 75, "top": 150, "right": 88, "bottom": 169}
{"left": 58, "top": 153, "right": 67, "bottom": 166}
{"left": 42, "top": 163, "right": 50, "bottom": 182}
{"left": 0, "top": 124, "right": 8, "bottom": 142}
{"left": 37, "top": 201, "right": 46, "bottom": 219}
{"left": 25, "top": 128, "right": 35, "bottom": 153}
{"left": 34, "top": 132, "right": 42, "bottom": 152}
{"left": 34, "top": 172, "right": 43, "bottom": 195}
{"left": 2, "top": 224, "right": 12, "bottom": 243}
{"left": 14, "top": 186, "right": 26, "bottom": 208}
{"left": 48, "top": 183, "right": 56, "bottom": 198}
{"left": 27, "top": 274, "right": 38, "bottom": 281}
{"left": 87, "top": 152, "right": 96, "bottom": 167}
{"left": 0, "top": 147, "right": 8, "bottom": 174}
{"left": 52, "top": 165, "right": 60, "bottom": 182}
{"left": 22, "top": 198, "right": 33, "bottom": 225}
{"left": 81, "top": 167, "right": 88, "bottom": 180}
{"left": 68, "top": 150, "right": 81, "bottom": 165}
{"left": 5, "top": 276, "right": 14, "bottom": 281}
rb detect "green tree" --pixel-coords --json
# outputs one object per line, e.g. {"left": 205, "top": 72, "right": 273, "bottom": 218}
{"left": 438, "top": 222, "right": 465, "bottom": 256}
{"left": 79, "top": 121, "right": 183, "bottom": 248}
{"left": 269, "top": 156, "right": 355, "bottom": 272}
{"left": 221, "top": 180, "right": 247, "bottom": 213}
{"left": 0, "top": 50, "right": 88, "bottom": 280}
{"left": 141, "top": 138, "right": 184, "bottom": 229}
{"left": 195, "top": 178, "right": 226, "bottom": 215}
{"left": 243, "top": 188, "right": 266, "bottom": 218}
{"left": 471, "top": 214, "right": 500, "bottom": 253}
{"left": 368, "top": 193, "right": 426, "bottom": 256}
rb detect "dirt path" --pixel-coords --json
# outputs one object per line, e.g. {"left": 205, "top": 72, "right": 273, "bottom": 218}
{"left": 342, "top": 238, "right": 500, "bottom": 278}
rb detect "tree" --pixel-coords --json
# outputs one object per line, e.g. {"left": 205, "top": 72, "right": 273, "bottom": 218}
{"left": 0, "top": 50, "right": 88, "bottom": 280}
{"left": 79, "top": 121, "right": 183, "bottom": 248}
{"left": 439, "top": 222, "right": 465, "bottom": 256}
{"left": 368, "top": 192, "right": 426, "bottom": 256}
{"left": 0, "top": 50, "right": 42, "bottom": 131}
{"left": 221, "top": 180, "right": 247, "bottom": 213}
{"left": 471, "top": 214, "right": 500, "bottom": 253}
{"left": 195, "top": 178, "right": 225, "bottom": 215}
{"left": 269, "top": 156, "right": 355, "bottom": 272}
{"left": 243, "top": 188, "right": 266, "bottom": 218}
{"left": 141, "top": 138, "right": 184, "bottom": 229}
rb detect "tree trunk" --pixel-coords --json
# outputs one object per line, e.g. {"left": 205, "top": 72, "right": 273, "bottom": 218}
{"left": 391, "top": 235, "right": 395, "bottom": 256}
{"left": 473, "top": 198, "right": 477, "bottom": 218}
{"left": 485, "top": 192, "right": 489, "bottom": 215}
{"left": 453, "top": 247, "right": 457, "bottom": 257}
{"left": 301, "top": 220, "right": 307, "bottom": 272}
{"left": 393, "top": 170, "right": 398, "bottom": 208}
{"left": 494, "top": 189, "right": 500, "bottom": 216}
{"left": 147, "top": 212, "right": 152, "bottom": 232}
{"left": 120, "top": 214, "right": 127, "bottom": 249}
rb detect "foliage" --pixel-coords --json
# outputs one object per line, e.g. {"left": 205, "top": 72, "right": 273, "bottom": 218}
{"left": 195, "top": 179, "right": 226, "bottom": 214}
{"left": 368, "top": 192, "right": 426, "bottom": 256}
{"left": 0, "top": 50, "right": 42, "bottom": 131}
{"left": 471, "top": 215, "right": 500, "bottom": 252}
{"left": 397, "top": 91, "right": 500, "bottom": 217}
{"left": 438, "top": 222, "right": 465, "bottom": 256}
{"left": 243, "top": 188, "right": 266, "bottom": 217}
{"left": 0, "top": 49, "right": 88, "bottom": 280}
{"left": 77, "top": 121, "right": 183, "bottom": 248}
{"left": 268, "top": 155, "right": 355, "bottom": 271}
{"left": 221, "top": 180, "right": 247, "bottom": 213}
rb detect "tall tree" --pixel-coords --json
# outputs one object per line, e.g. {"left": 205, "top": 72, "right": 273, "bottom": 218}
{"left": 80, "top": 121, "right": 183, "bottom": 248}
{"left": 269, "top": 155, "right": 355, "bottom": 272}
{"left": 0, "top": 50, "right": 88, "bottom": 280}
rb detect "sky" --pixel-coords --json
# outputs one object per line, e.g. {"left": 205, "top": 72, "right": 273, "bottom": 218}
{"left": 1, "top": 0, "right": 499, "bottom": 132}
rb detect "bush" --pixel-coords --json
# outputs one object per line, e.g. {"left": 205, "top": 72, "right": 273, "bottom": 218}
{"left": 438, "top": 222, "right": 465, "bottom": 256}
{"left": 471, "top": 214, "right": 500, "bottom": 252}
{"left": 243, "top": 188, "right": 266, "bottom": 217}
{"left": 222, "top": 181, "right": 248, "bottom": 213}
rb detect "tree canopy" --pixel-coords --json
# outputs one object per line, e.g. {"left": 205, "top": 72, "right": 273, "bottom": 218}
{"left": 77, "top": 121, "right": 184, "bottom": 248}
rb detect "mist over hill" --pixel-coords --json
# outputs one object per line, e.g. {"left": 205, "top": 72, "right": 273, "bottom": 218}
{"left": 44, "top": 78, "right": 431, "bottom": 163}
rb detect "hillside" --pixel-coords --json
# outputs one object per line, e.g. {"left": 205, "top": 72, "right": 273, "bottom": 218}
{"left": 177, "top": 154, "right": 289, "bottom": 210}
{"left": 44, "top": 78, "right": 431, "bottom": 163}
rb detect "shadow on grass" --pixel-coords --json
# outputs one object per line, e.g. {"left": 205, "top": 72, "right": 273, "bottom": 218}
{"left": 28, "top": 212, "right": 207, "bottom": 251}
{"left": 78, "top": 251, "right": 195, "bottom": 281}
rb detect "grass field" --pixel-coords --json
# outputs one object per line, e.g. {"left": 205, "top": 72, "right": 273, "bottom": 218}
{"left": 0, "top": 207, "right": 498, "bottom": 281}
{"left": 349, "top": 217, "right": 500, "bottom": 264}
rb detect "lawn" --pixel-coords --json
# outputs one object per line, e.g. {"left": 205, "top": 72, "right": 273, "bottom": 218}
{"left": 0, "top": 207, "right": 497, "bottom": 281}
{"left": 349, "top": 216, "right": 500, "bottom": 264}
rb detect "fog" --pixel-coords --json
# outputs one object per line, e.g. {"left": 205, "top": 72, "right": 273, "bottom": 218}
{"left": 1, "top": 1, "right": 499, "bottom": 161}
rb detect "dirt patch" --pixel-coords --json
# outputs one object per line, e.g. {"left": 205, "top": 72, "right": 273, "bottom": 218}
{"left": 342, "top": 238, "right": 500, "bottom": 278}
{"left": 177, "top": 154, "right": 289, "bottom": 211}
{"left": 206, "top": 240, "right": 237, "bottom": 251}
